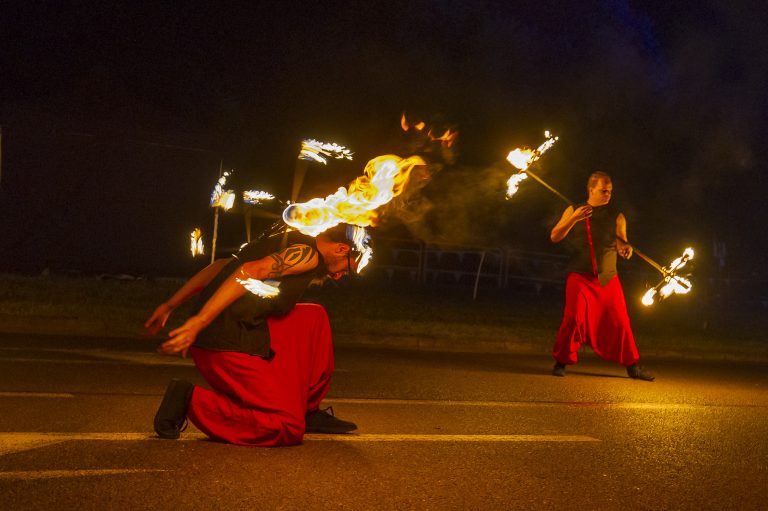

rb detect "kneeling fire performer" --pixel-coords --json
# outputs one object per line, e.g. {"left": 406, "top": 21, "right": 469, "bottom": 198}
{"left": 144, "top": 224, "right": 365, "bottom": 446}
{"left": 550, "top": 171, "right": 654, "bottom": 381}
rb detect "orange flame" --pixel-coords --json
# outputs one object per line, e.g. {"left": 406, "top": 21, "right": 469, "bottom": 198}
{"left": 400, "top": 113, "right": 425, "bottom": 132}
{"left": 283, "top": 154, "right": 426, "bottom": 236}
{"left": 428, "top": 128, "right": 458, "bottom": 148}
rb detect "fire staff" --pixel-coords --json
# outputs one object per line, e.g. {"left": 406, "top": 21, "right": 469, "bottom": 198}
{"left": 144, "top": 224, "right": 362, "bottom": 446}
{"left": 549, "top": 171, "right": 655, "bottom": 380}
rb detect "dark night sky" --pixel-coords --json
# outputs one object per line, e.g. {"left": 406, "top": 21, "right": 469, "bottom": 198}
{"left": 1, "top": 1, "right": 767, "bottom": 278}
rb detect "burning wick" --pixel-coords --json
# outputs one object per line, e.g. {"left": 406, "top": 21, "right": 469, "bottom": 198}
{"left": 210, "top": 170, "right": 236, "bottom": 210}
{"left": 642, "top": 248, "right": 694, "bottom": 306}
{"left": 506, "top": 131, "right": 559, "bottom": 198}
{"left": 190, "top": 228, "right": 204, "bottom": 257}
{"left": 243, "top": 190, "right": 275, "bottom": 205}
{"left": 236, "top": 278, "right": 281, "bottom": 298}
{"left": 299, "top": 139, "right": 353, "bottom": 164}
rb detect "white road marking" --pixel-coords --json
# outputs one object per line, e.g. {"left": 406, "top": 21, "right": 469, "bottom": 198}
{"left": 0, "top": 431, "right": 599, "bottom": 456}
{"left": 0, "top": 391, "right": 75, "bottom": 398}
{"left": 0, "top": 469, "right": 167, "bottom": 480}
{"left": 303, "top": 433, "right": 599, "bottom": 442}
{"left": 325, "top": 398, "right": 721, "bottom": 410}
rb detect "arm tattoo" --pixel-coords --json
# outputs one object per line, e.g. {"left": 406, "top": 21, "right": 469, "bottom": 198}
{"left": 267, "top": 245, "right": 316, "bottom": 278}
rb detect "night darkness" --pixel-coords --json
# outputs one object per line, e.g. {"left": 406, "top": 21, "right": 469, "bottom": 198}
{"left": 1, "top": 1, "right": 767, "bottom": 280}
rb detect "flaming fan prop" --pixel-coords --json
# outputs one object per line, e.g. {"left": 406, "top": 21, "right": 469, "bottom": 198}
{"left": 208, "top": 167, "right": 235, "bottom": 263}
{"left": 298, "top": 139, "right": 353, "bottom": 165}
{"left": 504, "top": 132, "right": 695, "bottom": 306}
{"left": 506, "top": 131, "right": 559, "bottom": 198}
{"left": 641, "top": 248, "right": 694, "bottom": 306}
{"left": 242, "top": 190, "right": 275, "bottom": 205}
{"left": 210, "top": 170, "right": 236, "bottom": 210}
{"left": 190, "top": 228, "right": 204, "bottom": 257}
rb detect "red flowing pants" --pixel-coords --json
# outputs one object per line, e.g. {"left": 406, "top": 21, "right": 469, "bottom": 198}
{"left": 552, "top": 273, "right": 640, "bottom": 367}
{"left": 187, "top": 303, "right": 334, "bottom": 446}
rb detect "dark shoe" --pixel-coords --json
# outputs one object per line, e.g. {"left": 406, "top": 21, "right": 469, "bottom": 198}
{"left": 154, "top": 379, "right": 194, "bottom": 439}
{"left": 552, "top": 363, "right": 566, "bottom": 377}
{"left": 626, "top": 364, "right": 655, "bottom": 381}
{"left": 305, "top": 406, "right": 357, "bottom": 434}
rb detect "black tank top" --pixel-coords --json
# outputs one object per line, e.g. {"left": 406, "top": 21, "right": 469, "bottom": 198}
{"left": 192, "top": 232, "right": 327, "bottom": 357}
{"left": 564, "top": 203, "right": 619, "bottom": 286}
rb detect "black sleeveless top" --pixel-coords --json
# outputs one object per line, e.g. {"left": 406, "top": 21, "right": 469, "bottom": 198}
{"left": 191, "top": 232, "right": 327, "bottom": 357}
{"left": 564, "top": 203, "right": 620, "bottom": 286}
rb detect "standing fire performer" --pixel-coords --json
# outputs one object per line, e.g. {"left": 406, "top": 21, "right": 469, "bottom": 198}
{"left": 144, "top": 223, "right": 363, "bottom": 446}
{"left": 550, "top": 171, "right": 655, "bottom": 381}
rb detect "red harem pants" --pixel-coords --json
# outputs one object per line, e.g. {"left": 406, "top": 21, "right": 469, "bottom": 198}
{"left": 552, "top": 272, "right": 640, "bottom": 367}
{"left": 187, "top": 303, "right": 334, "bottom": 447}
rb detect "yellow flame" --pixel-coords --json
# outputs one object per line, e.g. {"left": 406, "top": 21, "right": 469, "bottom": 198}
{"left": 506, "top": 172, "right": 529, "bottom": 197}
{"left": 507, "top": 148, "right": 537, "bottom": 171}
{"left": 349, "top": 225, "right": 373, "bottom": 273}
{"left": 505, "top": 131, "right": 559, "bottom": 198}
{"left": 236, "top": 278, "right": 281, "bottom": 298}
{"left": 641, "top": 288, "right": 656, "bottom": 306}
{"left": 283, "top": 154, "right": 425, "bottom": 236}
{"left": 190, "top": 228, "right": 204, "bottom": 257}
{"left": 243, "top": 190, "right": 275, "bottom": 205}
{"left": 299, "top": 139, "right": 353, "bottom": 164}
{"left": 659, "top": 275, "right": 692, "bottom": 298}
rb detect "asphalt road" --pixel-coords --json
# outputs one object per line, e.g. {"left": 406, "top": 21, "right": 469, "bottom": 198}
{"left": 0, "top": 334, "right": 766, "bottom": 510}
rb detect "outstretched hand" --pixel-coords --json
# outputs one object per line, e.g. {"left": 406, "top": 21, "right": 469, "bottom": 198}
{"left": 158, "top": 316, "right": 208, "bottom": 358}
{"left": 144, "top": 303, "right": 173, "bottom": 336}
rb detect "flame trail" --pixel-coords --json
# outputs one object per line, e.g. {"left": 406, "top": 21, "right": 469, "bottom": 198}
{"left": 282, "top": 154, "right": 425, "bottom": 236}
{"left": 299, "top": 139, "right": 353, "bottom": 164}
{"left": 190, "top": 228, "right": 204, "bottom": 257}
{"left": 243, "top": 190, "right": 275, "bottom": 205}
{"left": 506, "top": 131, "right": 559, "bottom": 198}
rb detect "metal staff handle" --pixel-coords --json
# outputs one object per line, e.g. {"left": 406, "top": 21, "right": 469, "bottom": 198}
{"left": 524, "top": 165, "right": 670, "bottom": 277}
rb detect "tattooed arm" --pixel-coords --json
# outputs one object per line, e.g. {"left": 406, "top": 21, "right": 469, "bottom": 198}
{"left": 158, "top": 245, "right": 318, "bottom": 356}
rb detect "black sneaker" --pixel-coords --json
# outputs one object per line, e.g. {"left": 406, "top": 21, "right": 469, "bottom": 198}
{"left": 552, "top": 362, "right": 566, "bottom": 377}
{"left": 154, "top": 379, "right": 194, "bottom": 439}
{"left": 305, "top": 406, "right": 357, "bottom": 434}
{"left": 626, "top": 364, "right": 655, "bottom": 381}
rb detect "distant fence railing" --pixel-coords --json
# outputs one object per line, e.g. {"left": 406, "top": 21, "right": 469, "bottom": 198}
{"left": 365, "top": 237, "right": 768, "bottom": 307}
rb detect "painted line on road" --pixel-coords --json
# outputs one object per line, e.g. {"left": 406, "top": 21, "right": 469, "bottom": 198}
{"left": 304, "top": 433, "right": 599, "bottom": 442}
{"left": 0, "top": 391, "right": 75, "bottom": 398}
{"left": 324, "top": 398, "right": 738, "bottom": 410}
{"left": 0, "top": 355, "right": 192, "bottom": 366}
{"left": 0, "top": 431, "right": 599, "bottom": 456}
{"left": 0, "top": 469, "right": 167, "bottom": 481}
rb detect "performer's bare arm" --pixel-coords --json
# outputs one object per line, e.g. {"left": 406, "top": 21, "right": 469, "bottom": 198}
{"left": 615, "top": 213, "right": 633, "bottom": 259}
{"left": 144, "top": 258, "right": 231, "bottom": 335}
{"left": 159, "top": 245, "right": 319, "bottom": 356}
{"left": 550, "top": 204, "right": 593, "bottom": 243}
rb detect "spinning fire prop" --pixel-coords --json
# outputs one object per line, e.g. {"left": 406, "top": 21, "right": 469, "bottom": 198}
{"left": 504, "top": 133, "right": 694, "bottom": 305}
{"left": 190, "top": 228, "right": 204, "bottom": 257}
{"left": 506, "top": 131, "right": 559, "bottom": 198}
{"left": 641, "top": 248, "right": 694, "bottom": 306}
{"left": 243, "top": 190, "right": 275, "bottom": 205}
{"left": 298, "top": 139, "right": 353, "bottom": 164}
